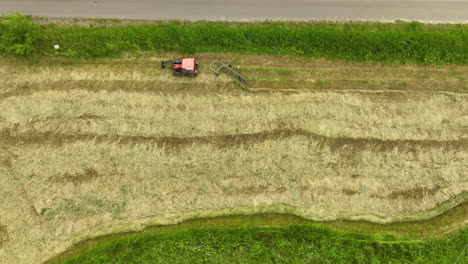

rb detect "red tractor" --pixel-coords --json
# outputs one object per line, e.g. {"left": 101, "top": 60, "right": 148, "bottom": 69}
{"left": 161, "top": 58, "right": 199, "bottom": 77}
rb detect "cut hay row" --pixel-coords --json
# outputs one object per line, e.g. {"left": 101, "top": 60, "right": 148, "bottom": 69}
{"left": 1, "top": 135, "right": 467, "bottom": 264}
{"left": 1, "top": 89, "right": 466, "bottom": 141}
{"left": 1, "top": 129, "right": 467, "bottom": 152}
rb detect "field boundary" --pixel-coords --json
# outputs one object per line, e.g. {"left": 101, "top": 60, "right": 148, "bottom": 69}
{"left": 42, "top": 192, "right": 467, "bottom": 263}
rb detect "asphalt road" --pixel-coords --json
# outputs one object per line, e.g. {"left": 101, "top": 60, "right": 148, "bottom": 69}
{"left": 1, "top": 0, "right": 467, "bottom": 23}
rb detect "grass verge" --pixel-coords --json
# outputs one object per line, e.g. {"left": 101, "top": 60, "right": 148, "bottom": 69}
{"left": 48, "top": 204, "right": 468, "bottom": 264}
{"left": 0, "top": 13, "right": 466, "bottom": 64}
{"left": 56, "top": 227, "right": 468, "bottom": 264}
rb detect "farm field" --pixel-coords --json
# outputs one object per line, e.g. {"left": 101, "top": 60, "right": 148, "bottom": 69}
{"left": 0, "top": 53, "right": 467, "bottom": 263}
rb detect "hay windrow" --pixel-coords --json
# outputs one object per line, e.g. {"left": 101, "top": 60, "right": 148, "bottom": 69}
{"left": 1, "top": 129, "right": 466, "bottom": 151}
{"left": 1, "top": 89, "right": 467, "bottom": 141}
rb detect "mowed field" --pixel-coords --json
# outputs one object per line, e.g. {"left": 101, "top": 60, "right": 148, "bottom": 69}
{"left": 0, "top": 53, "right": 467, "bottom": 263}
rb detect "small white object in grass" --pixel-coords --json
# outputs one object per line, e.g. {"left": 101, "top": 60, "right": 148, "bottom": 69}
{"left": 237, "top": 65, "right": 240, "bottom": 69}
{"left": 54, "top": 44, "right": 60, "bottom": 50}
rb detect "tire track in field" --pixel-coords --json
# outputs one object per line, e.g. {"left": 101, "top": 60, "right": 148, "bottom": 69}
{"left": 1, "top": 79, "right": 467, "bottom": 102}
{"left": 0, "top": 128, "right": 466, "bottom": 151}
{"left": 0, "top": 80, "right": 241, "bottom": 101}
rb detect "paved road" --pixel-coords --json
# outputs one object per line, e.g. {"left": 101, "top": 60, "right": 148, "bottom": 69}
{"left": 1, "top": 0, "right": 467, "bottom": 23}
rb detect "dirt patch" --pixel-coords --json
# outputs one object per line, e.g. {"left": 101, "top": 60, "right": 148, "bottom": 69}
{"left": 27, "top": 114, "right": 102, "bottom": 126}
{"left": 0, "top": 147, "right": 17, "bottom": 168}
{"left": 0, "top": 224, "right": 7, "bottom": 247}
{"left": 76, "top": 114, "right": 101, "bottom": 120}
{"left": 0, "top": 156, "right": 12, "bottom": 168}
{"left": 342, "top": 189, "right": 359, "bottom": 196}
{"left": 387, "top": 186, "right": 442, "bottom": 200}
{"left": 55, "top": 168, "right": 100, "bottom": 185}
{"left": 226, "top": 186, "right": 287, "bottom": 196}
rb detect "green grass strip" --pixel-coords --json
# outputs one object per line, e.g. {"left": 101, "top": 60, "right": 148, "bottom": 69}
{"left": 54, "top": 225, "right": 467, "bottom": 264}
{"left": 0, "top": 13, "right": 467, "bottom": 64}
{"left": 48, "top": 203, "right": 468, "bottom": 264}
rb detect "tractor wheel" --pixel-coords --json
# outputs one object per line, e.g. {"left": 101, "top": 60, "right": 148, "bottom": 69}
{"left": 172, "top": 71, "right": 183, "bottom": 77}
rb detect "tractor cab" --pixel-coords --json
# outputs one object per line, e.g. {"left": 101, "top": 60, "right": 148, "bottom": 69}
{"left": 161, "top": 58, "right": 199, "bottom": 77}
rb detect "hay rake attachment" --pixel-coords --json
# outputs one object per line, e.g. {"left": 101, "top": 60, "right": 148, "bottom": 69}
{"left": 210, "top": 59, "right": 250, "bottom": 90}
{"left": 210, "top": 59, "right": 299, "bottom": 93}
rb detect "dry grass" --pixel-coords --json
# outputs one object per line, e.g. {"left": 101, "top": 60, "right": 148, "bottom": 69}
{"left": 0, "top": 53, "right": 467, "bottom": 96}
{"left": 0, "top": 89, "right": 466, "bottom": 141}
{"left": 2, "top": 137, "right": 467, "bottom": 264}
{"left": 0, "top": 54, "right": 467, "bottom": 264}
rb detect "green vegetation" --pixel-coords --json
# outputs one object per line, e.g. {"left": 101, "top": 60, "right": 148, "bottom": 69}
{"left": 0, "top": 13, "right": 40, "bottom": 55}
{"left": 49, "top": 204, "right": 468, "bottom": 264}
{"left": 176, "top": 203, "right": 468, "bottom": 240}
{"left": 54, "top": 225, "right": 467, "bottom": 264}
{"left": 0, "top": 13, "right": 466, "bottom": 63}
